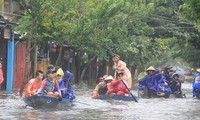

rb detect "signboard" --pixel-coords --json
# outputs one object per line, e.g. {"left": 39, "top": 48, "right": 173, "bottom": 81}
{"left": 4, "top": 27, "right": 11, "bottom": 40}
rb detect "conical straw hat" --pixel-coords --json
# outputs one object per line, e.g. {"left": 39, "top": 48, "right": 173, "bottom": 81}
{"left": 104, "top": 75, "right": 113, "bottom": 81}
{"left": 146, "top": 66, "right": 155, "bottom": 71}
{"left": 196, "top": 68, "right": 200, "bottom": 73}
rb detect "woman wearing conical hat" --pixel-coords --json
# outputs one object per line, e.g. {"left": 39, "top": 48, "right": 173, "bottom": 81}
{"left": 138, "top": 65, "right": 171, "bottom": 98}
{"left": 145, "top": 66, "right": 168, "bottom": 86}
{"left": 146, "top": 66, "right": 156, "bottom": 75}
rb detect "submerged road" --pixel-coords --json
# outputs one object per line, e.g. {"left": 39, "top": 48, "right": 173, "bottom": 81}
{"left": 0, "top": 82, "right": 199, "bottom": 120}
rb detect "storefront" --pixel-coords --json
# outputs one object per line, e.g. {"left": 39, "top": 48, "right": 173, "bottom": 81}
{"left": 0, "top": 16, "right": 14, "bottom": 91}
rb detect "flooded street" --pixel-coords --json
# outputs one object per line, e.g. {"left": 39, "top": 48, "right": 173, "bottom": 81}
{"left": 0, "top": 82, "right": 200, "bottom": 120}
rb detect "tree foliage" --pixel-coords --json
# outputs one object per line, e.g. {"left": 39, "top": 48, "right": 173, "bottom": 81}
{"left": 14, "top": 0, "right": 200, "bottom": 77}
{"left": 180, "top": 0, "right": 200, "bottom": 31}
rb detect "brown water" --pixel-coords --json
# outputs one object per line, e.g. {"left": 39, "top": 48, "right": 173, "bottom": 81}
{"left": 0, "top": 82, "right": 200, "bottom": 120}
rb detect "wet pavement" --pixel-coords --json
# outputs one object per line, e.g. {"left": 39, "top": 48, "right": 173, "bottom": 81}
{"left": 0, "top": 82, "right": 200, "bottom": 120}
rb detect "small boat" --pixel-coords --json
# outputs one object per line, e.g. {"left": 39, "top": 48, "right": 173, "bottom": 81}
{"left": 23, "top": 93, "right": 73, "bottom": 108}
{"left": 138, "top": 89, "right": 170, "bottom": 98}
{"left": 93, "top": 94, "right": 138, "bottom": 101}
{"left": 138, "top": 90, "right": 187, "bottom": 98}
{"left": 193, "top": 89, "right": 200, "bottom": 99}
{"left": 172, "top": 91, "right": 186, "bottom": 98}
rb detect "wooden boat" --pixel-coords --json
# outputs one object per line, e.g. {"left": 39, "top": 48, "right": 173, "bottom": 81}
{"left": 93, "top": 94, "right": 138, "bottom": 101}
{"left": 138, "top": 89, "right": 187, "bottom": 98}
{"left": 23, "top": 93, "right": 73, "bottom": 108}
{"left": 138, "top": 89, "right": 170, "bottom": 98}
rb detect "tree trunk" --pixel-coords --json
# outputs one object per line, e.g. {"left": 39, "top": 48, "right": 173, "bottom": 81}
{"left": 19, "top": 21, "right": 35, "bottom": 96}
{"left": 78, "top": 56, "right": 96, "bottom": 88}
{"left": 55, "top": 43, "right": 63, "bottom": 68}
{"left": 88, "top": 63, "right": 92, "bottom": 88}
{"left": 75, "top": 52, "right": 81, "bottom": 84}
{"left": 33, "top": 44, "right": 37, "bottom": 77}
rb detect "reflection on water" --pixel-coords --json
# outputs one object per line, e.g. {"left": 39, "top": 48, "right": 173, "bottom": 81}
{"left": 0, "top": 82, "right": 200, "bottom": 120}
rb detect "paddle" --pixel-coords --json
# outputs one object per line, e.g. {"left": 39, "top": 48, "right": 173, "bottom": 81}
{"left": 121, "top": 80, "right": 138, "bottom": 102}
{"left": 115, "top": 72, "right": 138, "bottom": 102}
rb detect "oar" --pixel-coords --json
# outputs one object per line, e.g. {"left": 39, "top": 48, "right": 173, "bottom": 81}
{"left": 121, "top": 80, "right": 138, "bottom": 102}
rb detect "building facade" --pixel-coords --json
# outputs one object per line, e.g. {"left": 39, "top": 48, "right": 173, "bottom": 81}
{"left": 0, "top": 0, "right": 20, "bottom": 19}
{"left": 0, "top": 0, "right": 24, "bottom": 91}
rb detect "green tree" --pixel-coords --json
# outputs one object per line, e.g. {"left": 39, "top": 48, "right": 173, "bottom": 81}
{"left": 15, "top": 0, "right": 199, "bottom": 88}
{"left": 181, "top": 0, "right": 200, "bottom": 31}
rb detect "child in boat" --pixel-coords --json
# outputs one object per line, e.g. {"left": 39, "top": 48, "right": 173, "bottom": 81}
{"left": 58, "top": 70, "right": 75, "bottom": 100}
{"left": 23, "top": 70, "right": 44, "bottom": 97}
{"left": 37, "top": 69, "right": 62, "bottom": 98}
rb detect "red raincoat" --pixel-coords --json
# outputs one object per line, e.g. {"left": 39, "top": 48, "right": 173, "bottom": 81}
{"left": 107, "top": 79, "right": 130, "bottom": 96}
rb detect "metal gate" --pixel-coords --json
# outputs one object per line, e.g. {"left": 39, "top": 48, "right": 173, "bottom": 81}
{"left": 12, "top": 42, "right": 26, "bottom": 90}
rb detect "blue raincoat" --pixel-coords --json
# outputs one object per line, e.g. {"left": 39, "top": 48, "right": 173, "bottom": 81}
{"left": 58, "top": 71, "right": 74, "bottom": 100}
{"left": 192, "top": 72, "right": 200, "bottom": 97}
{"left": 138, "top": 71, "right": 171, "bottom": 93}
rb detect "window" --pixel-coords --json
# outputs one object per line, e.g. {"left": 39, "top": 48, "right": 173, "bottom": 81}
{"left": 4, "top": 0, "right": 9, "bottom": 17}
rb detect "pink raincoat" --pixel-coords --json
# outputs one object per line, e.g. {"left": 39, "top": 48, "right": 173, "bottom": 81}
{"left": 0, "top": 63, "right": 4, "bottom": 85}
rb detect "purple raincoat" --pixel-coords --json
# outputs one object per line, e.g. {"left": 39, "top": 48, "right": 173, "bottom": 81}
{"left": 58, "top": 71, "right": 74, "bottom": 100}
{"left": 138, "top": 71, "right": 171, "bottom": 93}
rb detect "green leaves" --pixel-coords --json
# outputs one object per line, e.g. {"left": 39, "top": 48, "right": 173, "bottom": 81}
{"left": 14, "top": 0, "right": 200, "bottom": 67}
{"left": 180, "top": 0, "right": 200, "bottom": 31}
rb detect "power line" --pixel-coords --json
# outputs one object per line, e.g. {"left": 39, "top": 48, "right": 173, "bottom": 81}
{"left": 152, "top": 15, "right": 179, "bottom": 22}
{"left": 152, "top": 26, "right": 195, "bottom": 29}
{"left": 148, "top": 16, "right": 194, "bottom": 25}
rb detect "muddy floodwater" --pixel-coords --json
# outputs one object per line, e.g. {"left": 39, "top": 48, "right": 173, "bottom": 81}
{"left": 0, "top": 82, "right": 200, "bottom": 120}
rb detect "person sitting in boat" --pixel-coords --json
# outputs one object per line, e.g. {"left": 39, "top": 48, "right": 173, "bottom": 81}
{"left": 163, "top": 65, "right": 174, "bottom": 83}
{"left": 155, "top": 68, "right": 171, "bottom": 94}
{"left": 48, "top": 64, "right": 56, "bottom": 71}
{"left": 91, "top": 75, "right": 112, "bottom": 98}
{"left": 138, "top": 66, "right": 156, "bottom": 91}
{"left": 171, "top": 73, "right": 182, "bottom": 95}
{"left": 112, "top": 54, "right": 132, "bottom": 88}
{"left": 99, "top": 75, "right": 108, "bottom": 83}
{"left": 107, "top": 74, "right": 130, "bottom": 96}
{"left": 42, "top": 64, "right": 57, "bottom": 80}
{"left": 58, "top": 70, "right": 75, "bottom": 100}
{"left": 56, "top": 68, "right": 64, "bottom": 82}
{"left": 192, "top": 68, "right": 200, "bottom": 98}
{"left": 23, "top": 70, "right": 44, "bottom": 97}
{"left": 138, "top": 68, "right": 147, "bottom": 81}
{"left": 91, "top": 75, "right": 107, "bottom": 98}
{"left": 37, "top": 69, "right": 62, "bottom": 98}
{"left": 138, "top": 66, "right": 171, "bottom": 97}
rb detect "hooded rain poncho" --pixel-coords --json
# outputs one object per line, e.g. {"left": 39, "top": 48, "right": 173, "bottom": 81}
{"left": 58, "top": 71, "right": 74, "bottom": 100}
